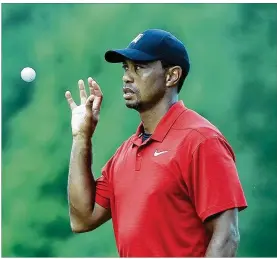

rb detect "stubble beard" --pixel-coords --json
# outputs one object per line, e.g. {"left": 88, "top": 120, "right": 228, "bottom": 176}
{"left": 125, "top": 100, "right": 141, "bottom": 111}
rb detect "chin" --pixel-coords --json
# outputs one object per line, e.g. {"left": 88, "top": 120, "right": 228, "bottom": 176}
{"left": 125, "top": 100, "right": 141, "bottom": 111}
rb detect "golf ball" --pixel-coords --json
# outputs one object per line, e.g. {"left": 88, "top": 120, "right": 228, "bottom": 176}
{"left": 21, "top": 67, "right": 36, "bottom": 82}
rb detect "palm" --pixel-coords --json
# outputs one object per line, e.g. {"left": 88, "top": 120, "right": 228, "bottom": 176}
{"left": 71, "top": 104, "right": 88, "bottom": 136}
{"left": 65, "top": 77, "right": 103, "bottom": 138}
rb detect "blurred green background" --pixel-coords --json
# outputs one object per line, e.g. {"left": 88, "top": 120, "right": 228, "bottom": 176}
{"left": 1, "top": 3, "right": 276, "bottom": 257}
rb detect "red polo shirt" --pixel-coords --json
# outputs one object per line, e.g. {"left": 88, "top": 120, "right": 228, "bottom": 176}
{"left": 95, "top": 101, "right": 247, "bottom": 257}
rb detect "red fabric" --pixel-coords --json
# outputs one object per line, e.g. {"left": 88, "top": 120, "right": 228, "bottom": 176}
{"left": 186, "top": 136, "right": 247, "bottom": 222}
{"left": 95, "top": 101, "right": 247, "bottom": 257}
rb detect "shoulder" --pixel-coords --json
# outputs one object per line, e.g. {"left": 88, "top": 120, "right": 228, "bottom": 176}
{"left": 173, "top": 108, "right": 221, "bottom": 133}
{"left": 173, "top": 108, "right": 223, "bottom": 142}
{"left": 172, "top": 108, "right": 234, "bottom": 159}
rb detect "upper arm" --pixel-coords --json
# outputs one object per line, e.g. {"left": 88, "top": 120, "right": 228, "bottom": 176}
{"left": 204, "top": 208, "right": 240, "bottom": 257}
{"left": 81, "top": 166, "right": 113, "bottom": 232}
{"left": 71, "top": 203, "right": 111, "bottom": 233}
{"left": 71, "top": 171, "right": 112, "bottom": 233}
{"left": 204, "top": 208, "right": 239, "bottom": 236}
{"left": 71, "top": 162, "right": 113, "bottom": 233}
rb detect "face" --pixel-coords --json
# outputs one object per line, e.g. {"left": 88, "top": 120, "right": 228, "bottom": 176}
{"left": 121, "top": 60, "right": 167, "bottom": 112}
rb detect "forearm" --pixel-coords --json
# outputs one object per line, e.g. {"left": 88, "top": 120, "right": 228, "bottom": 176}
{"left": 68, "top": 136, "right": 96, "bottom": 223}
{"left": 205, "top": 233, "right": 239, "bottom": 257}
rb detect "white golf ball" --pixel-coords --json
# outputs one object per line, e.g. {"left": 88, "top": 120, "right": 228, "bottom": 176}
{"left": 21, "top": 67, "right": 36, "bottom": 82}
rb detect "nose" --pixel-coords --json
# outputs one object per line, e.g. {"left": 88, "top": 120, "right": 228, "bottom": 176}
{"left": 122, "top": 71, "right": 134, "bottom": 84}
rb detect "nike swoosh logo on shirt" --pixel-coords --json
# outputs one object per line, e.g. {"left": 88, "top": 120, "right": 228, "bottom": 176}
{"left": 154, "top": 150, "right": 169, "bottom": 157}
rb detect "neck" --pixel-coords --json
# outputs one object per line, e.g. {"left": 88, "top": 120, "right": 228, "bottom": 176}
{"left": 139, "top": 97, "right": 178, "bottom": 134}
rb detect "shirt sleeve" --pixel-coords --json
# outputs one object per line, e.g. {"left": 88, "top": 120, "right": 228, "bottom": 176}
{"left": 95, "top": 157, "right": 114, "bottom": 210}
{"left": 187, "top": 136, "right": 248, "bottom": 222}
{"left": 95, "top": 141, "right": 127, "bottom": 209}
{"left": 95, "top": 170, "right": 111, "bottom": 209}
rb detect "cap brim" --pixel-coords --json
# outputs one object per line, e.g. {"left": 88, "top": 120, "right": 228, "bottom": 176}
{"left": 105, "top": 48, "right": 157, "bottom": 63}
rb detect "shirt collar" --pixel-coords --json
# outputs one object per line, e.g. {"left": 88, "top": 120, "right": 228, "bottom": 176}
{"left": 132, "top": 101, "right": 187, "bottom": 145}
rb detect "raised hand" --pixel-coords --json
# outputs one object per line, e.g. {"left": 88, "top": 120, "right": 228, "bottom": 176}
{"left": 65, "top": 77, "right": 103, "bottom": 138}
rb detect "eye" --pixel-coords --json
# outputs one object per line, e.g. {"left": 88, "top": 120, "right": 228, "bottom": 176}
{"left": 134, "top": 64, "right": 143, "bottom": 71}
{"left": 122, "top": 64, "right": 128, "bottom": 71}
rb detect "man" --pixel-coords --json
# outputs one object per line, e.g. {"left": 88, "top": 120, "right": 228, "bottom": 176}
{"left": 65, "top": 29, "right": 247, "bottom": 257}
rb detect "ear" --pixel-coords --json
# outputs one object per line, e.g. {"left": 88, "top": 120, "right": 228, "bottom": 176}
{"left": 165, "top": 66, "right": 182, "bottom": 88}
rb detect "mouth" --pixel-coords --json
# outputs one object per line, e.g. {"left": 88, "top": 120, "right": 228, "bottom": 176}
{"left": 123, "top": 92, "right": 134, "bottom": 100}
{"left": 123, "top": 87, "right": 135, "bottom": 94}
{"left": 123, "top": 87, "right": 135, "bottom": 100}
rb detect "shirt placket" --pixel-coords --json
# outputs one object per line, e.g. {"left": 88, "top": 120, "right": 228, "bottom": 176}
{"left": 135, "top": 148, "right": 143, "bottom": 171}
{"left": 134, "top": 136, "right": 152, "bottom": 171}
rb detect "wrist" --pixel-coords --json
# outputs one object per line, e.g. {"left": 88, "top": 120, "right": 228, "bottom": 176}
{"left": 73, "top": 134, "right": 92, "bottom": 143}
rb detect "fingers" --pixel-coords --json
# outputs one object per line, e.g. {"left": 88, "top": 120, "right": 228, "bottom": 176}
{"left": 88, "top": 77, "right": 103, "bottom": 110}
{"left": 78, "top": 80, "right": 87, "bottom": 105}
{"left": 65, "top": 78, "right": 102, "bottom": 111}
{"left": 85, "top": 95, "right": 95, "bottom": 115}
{"left": 65, "top": 91, "right": 77, "bottom": 110}
{"left": 88, "top": 77, "right": 96, "bottom": 96}
{"left": 85, "top": 95, "right": 95, "bottom": 107}
{"left": 88, "top": 77, "right": 103, "bottom": 97}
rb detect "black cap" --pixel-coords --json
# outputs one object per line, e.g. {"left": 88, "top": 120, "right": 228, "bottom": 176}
{"left": 105, "top": 29, "right": 190, "bottom": 75}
